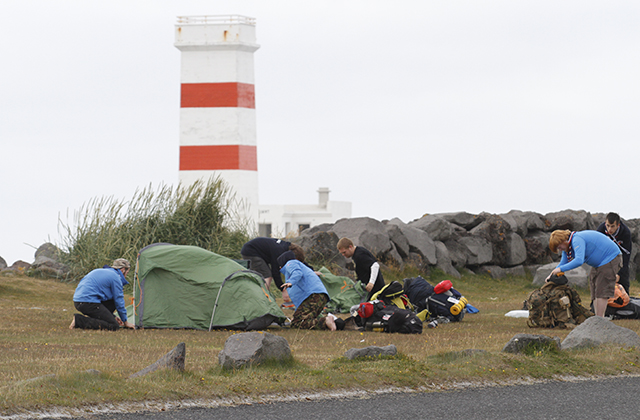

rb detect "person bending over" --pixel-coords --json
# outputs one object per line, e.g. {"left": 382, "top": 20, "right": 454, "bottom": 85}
{"left": 70, "top": 258, "right": 135, "bottom": 330}
{"left": 278, "top": 251, "right": 341, "bottom": 331}
{"left": 241, "top": 237, "right": 306, "bottom": 302}
{"left": 547, "top": 230, "right": 622, "bottom": 317}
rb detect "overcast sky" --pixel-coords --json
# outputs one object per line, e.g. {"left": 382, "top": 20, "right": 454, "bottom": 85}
{"left": 1, "top": 1, "right": 638, "bottom": 265}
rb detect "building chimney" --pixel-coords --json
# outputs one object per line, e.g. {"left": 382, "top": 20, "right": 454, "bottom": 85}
{"left": 318, "top": 187, "right": 330, "bottom": 208}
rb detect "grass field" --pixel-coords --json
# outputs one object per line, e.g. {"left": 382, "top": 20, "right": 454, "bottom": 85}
{"left": 2, "top": 269, "right": 640, "bottom": 416}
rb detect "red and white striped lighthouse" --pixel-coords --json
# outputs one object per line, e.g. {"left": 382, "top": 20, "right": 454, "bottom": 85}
{"left": 175, "top": 15, "right": 260, "bottom": 226}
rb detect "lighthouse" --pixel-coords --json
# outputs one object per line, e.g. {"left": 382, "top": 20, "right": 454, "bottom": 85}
{"left": 175, "top": 15, "right": 260, "bottom": 226}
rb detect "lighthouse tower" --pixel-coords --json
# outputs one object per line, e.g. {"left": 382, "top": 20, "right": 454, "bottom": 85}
{"left": 174, "top": 15, "right": 260, "bottom": 226}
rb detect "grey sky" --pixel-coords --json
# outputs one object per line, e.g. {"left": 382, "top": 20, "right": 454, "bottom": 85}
{"left": 1, "top": 1, "right": 638, "bottom": 265}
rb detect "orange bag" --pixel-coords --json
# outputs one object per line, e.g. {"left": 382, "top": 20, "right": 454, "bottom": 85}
{"left": 608, "top": 283, "right": 630, "bottom": 308}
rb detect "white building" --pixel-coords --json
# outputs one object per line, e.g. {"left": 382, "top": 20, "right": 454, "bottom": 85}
{"left": 258, "top": 188, "right": 351, "bottom": 237}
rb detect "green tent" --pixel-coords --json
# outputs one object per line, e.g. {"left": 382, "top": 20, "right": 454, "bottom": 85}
{"left": 316, "top": 267, "right": 366, "bottom": 313}
{"left": 130, "top": 243, "right": 286, "bottom": 331}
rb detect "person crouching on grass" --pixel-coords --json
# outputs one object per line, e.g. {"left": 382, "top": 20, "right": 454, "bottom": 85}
{"left": 277, "top": 251, "right": 343, "bottom": 331}
{"left": 70, "top": 258, "right": 135, "bottom": 330}
{"left": 336, "top": 237, "right": 385, "bottom": 301}
{"left": 547, "top": 229, "right": 622, "bottom": 317}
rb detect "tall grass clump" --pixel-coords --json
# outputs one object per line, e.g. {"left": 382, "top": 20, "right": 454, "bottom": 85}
{"left": 57, "top": 177, "right": 251, "bottom": 281}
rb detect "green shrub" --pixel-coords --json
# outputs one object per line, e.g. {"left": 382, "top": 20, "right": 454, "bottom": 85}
{"left": 57, "top": 177, "right": 251, "bottom": 281}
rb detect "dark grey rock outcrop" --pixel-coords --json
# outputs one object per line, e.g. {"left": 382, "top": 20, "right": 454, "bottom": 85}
{"left": 502, "top": 333, "right": 561, "bottom": 354}
{"left": 289, "top": 209, "right": 640, "bottom": 283}
{"left": 218, "top": 332, "right": 291, "bottom": 370}
{"left": 344, "top": 344, "right": 397, "bottom": 360}
{"left": 561, "top": 316, "right": 640, "bottom": 350}
{"left": 129, "top": 342, "right": 186, "bottom": 379}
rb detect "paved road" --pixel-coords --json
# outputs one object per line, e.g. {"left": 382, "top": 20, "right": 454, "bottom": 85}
{"left": 45, "top": 376, "right": 640, "bottom": 420}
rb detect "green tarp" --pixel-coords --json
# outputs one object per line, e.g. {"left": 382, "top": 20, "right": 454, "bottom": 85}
{"left": 317, "top": 266, "right": 366, "bottom": 313}
{"left": 129, "top": 243, "right": 286, "bottom": 331}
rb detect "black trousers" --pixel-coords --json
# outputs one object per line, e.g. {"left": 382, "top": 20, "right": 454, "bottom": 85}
{"left": 74, "top": 300, "right": 120, "bottom": 331}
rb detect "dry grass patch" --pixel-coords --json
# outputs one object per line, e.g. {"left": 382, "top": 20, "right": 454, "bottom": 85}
{"left": 2, "top": 271, "right": 640, "bottom": 415}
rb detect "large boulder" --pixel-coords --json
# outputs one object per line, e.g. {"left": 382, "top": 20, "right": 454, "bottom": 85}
{"left": 475, "top": 265, "right": 506, "bottom": 279}
{"left": 300, "top": 223, "right": 334, "bottom": 236}
{"left": 544, "top": 210, "right": 596, "bottom": 232}
{"left": 34, "top": 243, "right": 60, "bottom": 261}
{"left": 439, "top": 212, "right": 485, "bottom": 230}
{"left": 408, "top": 215, "right": 455, "bottom": 242}
{"left": 129, "top": 343, "right": 186, "bottom": 379}
{"left": 387, "top": 219, "right": 437, "bottom": 265}
{"left": 30, "top": 257, "right": 70, "bottom": 279}
{"left": 344, "top": 345, "right": 397, "bottom": 360}
{"left": 434, "top": 241, "right": 461, "bottom": 278}
{"left": 218, "top": 332, "right": 292, "bottom": 370}
{"left": 561, "top": 316, "right": 640, "bottom": 350}
{"left": 29, "top": 243, "right": 70, "bottom": 279}
{"left": 0, "top": 256, "right": 7, "bottom": 270}
{"left": 504, "top": 232, "right": 527, "bottom": 267}
{"left": 443, "top": 237, "right": 468, "bottom": 268}
{"left": 523, "top": 231, "right": 553, "bottom": 265}
{"left": 330, "top": 217, "right": 393, "bottom": 259}
{"left": 384, "top": 222, "right": 410, "bottom": 259}
{"left": 532, "top": 262, "right": 590, "bottom": 288}
{"left": 501, "top": 210, "right": 546, "bottom": 237}
{"left": 292, "top": 231, "right": 347, "bottom": 268}
{"left": 456, "top": 235, "right": 493, "bottom": 266}
{"left": 502, "top": 333, "right": 561, "bottom": 354}
{"left": 469, "top": 215, "right": 512, "bottom": 266}
{"left": 9, "top": 261, "right": 31, "bottom": 272}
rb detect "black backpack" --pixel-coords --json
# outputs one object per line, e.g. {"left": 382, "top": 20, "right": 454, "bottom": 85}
{"left": 363, "top": 301, "right": 423, "bottom": 334}
{"left": 427, "top": 288, "right": 465, "bottom": 322}
{"left": 403, "top": 276, "right": 434, "bottom": 313}
{"left": 605, "top": 297, "right": 640, "bottom": 320}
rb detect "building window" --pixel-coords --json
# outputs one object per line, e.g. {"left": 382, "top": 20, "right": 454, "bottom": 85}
{"left": 298, "top": 224, "right": 310, "bottom": 233}
{"left": 259, "top": 223, "right": 272, "bottom": 237}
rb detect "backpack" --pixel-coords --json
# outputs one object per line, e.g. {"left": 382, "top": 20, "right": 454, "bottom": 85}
{"left": 525, "top": 282, "right": 593, "bottom": 328}
{"left": 403, "top": 276, "right": 435, "bottom": 313}
{"left": 357, "top": 300, "right": 423, "bottom": 334}
{"left": 608, "top": 284, "right": 630, "bottom": 308}
{"left": 427, "top": 287, "right": 467, "bottom": 322}
{"left": 605, "top": 297, "right": 640, "bottom": 320}
{"left": 370, "top": 281, "right": 414, "bottom": 311}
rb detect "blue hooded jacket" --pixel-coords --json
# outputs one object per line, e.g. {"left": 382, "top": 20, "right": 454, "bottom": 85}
{"left": 73, "top": 266, "right": 129, "bottom": 322}
{"left": 279, "top": 258, "right": 329, "bottom": 309}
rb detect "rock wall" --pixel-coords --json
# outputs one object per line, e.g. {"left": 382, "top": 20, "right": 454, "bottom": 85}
{"left": 292, "top": 209, "right": 640, "bottom": 281}
{"left": 0, "top": 243, "right": 70, "bottom": 278}
{"left": 1, "top": 209, "right": 638, "bottom": 283}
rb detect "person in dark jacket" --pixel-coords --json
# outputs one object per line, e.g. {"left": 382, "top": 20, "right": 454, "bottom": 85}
{"left": 596, "top": 212, "right": 633, "bottom": 294}
{"left": 241, "top": 237, "right": 305, "bottom": 302}
{"left": 70, "top": 258, "right": 134, "bottom": 330}
{"left": 336, "top": 237, "right": 385, "bottom": 301}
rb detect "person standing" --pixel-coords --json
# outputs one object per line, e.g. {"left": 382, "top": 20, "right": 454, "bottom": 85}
{"left": 70, "top": 258, "right": 135, "bottom": 330}
{"left": 336, "top": 237, "right": 385, "bottom": 300}
{"left": 548, "top": 230, "right": 622, "bottom": 317}
{"left": 596, "top": 212, "right": 633, "bottom": 294}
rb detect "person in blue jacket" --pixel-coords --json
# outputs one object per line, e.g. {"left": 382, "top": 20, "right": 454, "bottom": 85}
{"left": 277, "top": 251, "right": 341, "bottom": 331}
{"left": 547, "top": 230, "right": 622, "bottom": 317}
{"left": 70, "top": 258, "right": 135, "bottom": 330}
